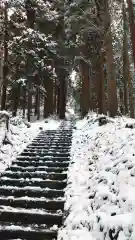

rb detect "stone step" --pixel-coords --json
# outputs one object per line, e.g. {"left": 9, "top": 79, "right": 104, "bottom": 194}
{"left": 0, "top": 186, "right": 64, "bottom": 198}
{"left": 0, "top": 207, "right": 62, "bottom": 225}
{"left": 12, "top": 160, "right": 69, "bottom": 168}
{"left": 20, "top": 151, "right": 70, "bottom": 157}
{"left": 26, "top": 146, "right": 70, "bottom": 150}
{"left": 32, "top": 139, "right": 71, "bottom": 142}
{"left": 24, "top": 148, "right": 70, "bottom": 153}
{"left": 30, "top": 142, "right": 71, "bottom": 146}
{"left": 36, "top": 135, "right": 71, "bottom": 138}
{"left": 16, "top": 156, "right": 70, "bottom": 162}
{"left": 0, "top": 227, "right": 57, "bottom": 240}
{"left": 34, "top": 136, "right": 72, "bottom": 140}
{"left": 0, "top": 196, "right": 64, "bottom": 211}
{"left": 8, "top": 165, "right": 68, "bottom": 173}
{"left": 2, "top": 171, "right": 67, "bottom": 181}
{"left": 0, "top": 177, "right": 67, "bottom": 190}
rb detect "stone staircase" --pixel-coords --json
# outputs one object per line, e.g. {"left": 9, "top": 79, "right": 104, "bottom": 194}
{"left": 0, "top": 121, "right": 73, "bottom": 240}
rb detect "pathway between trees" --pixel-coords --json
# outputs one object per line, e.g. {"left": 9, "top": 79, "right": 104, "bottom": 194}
{"left": 0, "top": 121, "right": 73, "bottom": 240}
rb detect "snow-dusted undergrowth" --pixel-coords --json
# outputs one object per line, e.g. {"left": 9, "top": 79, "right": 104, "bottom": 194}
{"left": 58, "top": 113, "right": 135, "bottom": 240}
{"left": 0, "top": 116, "right": 60, "bottom": 173}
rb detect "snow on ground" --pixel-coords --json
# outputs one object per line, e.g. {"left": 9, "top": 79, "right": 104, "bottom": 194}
{"left": 58, "top": 113, "right": 135, "bottom": 240}
{"left": 0, "top": 115, "right": 60, "bottom": 173}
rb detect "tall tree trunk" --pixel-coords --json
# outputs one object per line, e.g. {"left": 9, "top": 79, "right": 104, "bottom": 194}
{"left": 0, "top": 48, "right": 3, "bottom": 108}
{"left": 104, "top": 1, "right": 118, "bottom": 117}
{"left": 27, "top": 78, "right": 32, "bottom": 122}
{"left": 0, "top": 6, "right": 3, "bottom": 107}
{"left": 57, "top": 84, "right": 60, "bottom": 116}
{"left": 37, "top": 88, "right": 40, "bottom": 120}
{"left": 25, "top": 0, "right": 35, "bottom": 122}
{"left": 44, "top": 77, "right": 53, "bottom": 118}
{"left": 12, "top": 65, "right": 20, "bottom": 117}
{"left": 12, "top": 83, "right": 20, "bottom": 117}
{"left": 1, "top": 2, "right": 8, "bottom": 110}
{"left": 80, "top": 38, "right": 91, "bottom": 117}
{"left": 80, "top": 60, "right": 90, "bottom": 117}
{"left": 53, "top": 79, "right": 57, "bottom": 114}
{"left": 123, "top": 2, "right": 128, "bottom": 114}
{"left": 97, "top": 51, "right": 105, "bottom": 114}
{"left": 123, "top": 1, "right": 134, "bottom": 118}
{"left": 34, "top": 75, "right": 40, "bottom": 118}
{"left": 37, "top": 76, "right": 40, "bottom": 120}
{"left": 58, "top": 69, "right": 67, "bottom": 119}
{"left": 127, "top": 69, "right": 134, "bottom": 118}
{"left": 119, "top": 88, "right": 124, "bottom": 114}
{"left": 127, "top": 0, "right": 135, "bottom": 70}
{"left": 0, "top": 37, "right": 3, "bottom": 107}
{"left": 34, "top": 88, "right": 38, "bottom": 116}
{"left": 43, "top": 79, "right": 47, "bottom": 118}
{"left": 36, "top": 87, "right": 40, "bottom": 120}
{"left": 22, "top": 86, "right": 26, "bottom": 118}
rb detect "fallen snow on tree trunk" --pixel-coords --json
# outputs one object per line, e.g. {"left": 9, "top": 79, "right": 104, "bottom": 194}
{"left": 0, "top": 117, "right": 60, "bottom": 173}
{"left": 58, "top": 113, "right": 135, "bottom": 240}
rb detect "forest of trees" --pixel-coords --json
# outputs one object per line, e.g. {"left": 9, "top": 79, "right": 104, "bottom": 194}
{"left": 0, "top": 0, "right": 135, "bottom": 121}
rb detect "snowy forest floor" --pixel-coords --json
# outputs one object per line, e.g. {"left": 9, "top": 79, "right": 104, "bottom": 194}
{"left": 58, "top": 113, "right": 135, "bottom": 240}
{"left": 0, "top": 116, "right": 61, "bottom": 173}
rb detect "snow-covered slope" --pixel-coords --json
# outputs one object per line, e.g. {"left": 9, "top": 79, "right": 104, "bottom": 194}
{"left": 58, "top": 113, "right": 135, "bottom": 240}
{"left": 0, "top": 116, "right": 60, "bottom": 173}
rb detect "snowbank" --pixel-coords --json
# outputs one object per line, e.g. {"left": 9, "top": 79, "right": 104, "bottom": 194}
{"left": 58, "top": 113, "right": 135, "bottom": 240}
{"left": 0, "top": 116, "right": 60, "bottom": 173}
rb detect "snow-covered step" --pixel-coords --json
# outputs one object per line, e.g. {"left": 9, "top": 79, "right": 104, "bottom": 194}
{"left": 33, "top": 136, "right": 72, "bottom": 140}
{"left": 31, "top": 139, "right": 72, "bottom": 143}
{"left": 0, "top": 186, "right": 64, "bottom": 198}
{"left": 16, "top": 156, "right": 70, "bottom": 162}
{"left": 3, "top": 171, "right": 67, "bottom": 180}
{"left": 0, "top": 223, "right": 58, "bottom": 240}
{"left": 20, "top": 151, "right": 70, "bottom": 157}
{"left": 0, "top": 207, "right": 63, "bottom": 225}
{"left": 12, "top": 160, "right": 69, "bottom": 168}
{"left": 0, "top": 177, "right": 67, "bottom": 189}
{"left": 26, "top": 146, "right": 70, "bottom": 150}
{"left": 30, "top": 142, "right": 71, "bottom": 146}
{"left": 0, "top": 196, "right": 65, "bottom": 211}
{"left": 24, "top": 148, "right": 70, "bottom": 153}
{"left": 8, "top": 165, "right": 68, "bottom": 173}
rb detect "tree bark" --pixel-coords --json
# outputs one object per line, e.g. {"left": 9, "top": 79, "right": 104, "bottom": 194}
{"left": 123, "top": 1, "right": 128, "bottom": 114}
{"left": 0, "top": 6, "right": 3, "bottom": 107}
{"left": 27, "top": 78, "right": 32, "bottom": 122}
{"left": 12, "top": 83, "right": 20, "bottom": 117}
{"left": 34, "top": 75, "right": 40, "bottom": 119}
{"left": 57, "top": 84, "right": 60, "bottom": 116}
{"left": 1, "top": 2, "right": 8, "bottom": 110}
{"left": 97, "top": 51, "right": 105, "bottom": 114}
{"left": 25, "top": 0, "right": 35, "bottom": 122}
{"left": 119, "top": 88, "right": 124, "bottom": 114}
{"left": 59, "top": 70, "right": 67, "bottom": 119}
{"left": 127, "top": 69, "right": 134, "bottom": 118}
{"left": 34, "top": 88, "right": 38, "bottom": 116}
{"left": 127, "top": 0, "right": 135, "bottom": 70}
{"left": 123, "top": 1, "right": 134, "bottom": 118}
{"left": 37, "top": 77, "right": 40, "bottom": 120}
{"left": 22, "top": 86, "right": 26, "bottom": 118}
{"left": 37, "top": 87, "right": 40, "bottom": 120}
{"left": 80, "top": 60, "right": 90, "bottom": 117}
{"left": 44, "top": 78, "right": 53, "bottom": 118}
{"left": 53, "top": 79, "right": 57, "bottom": 114}
{"left": 104, "top": 1, "right": 118, "bottom": 117}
